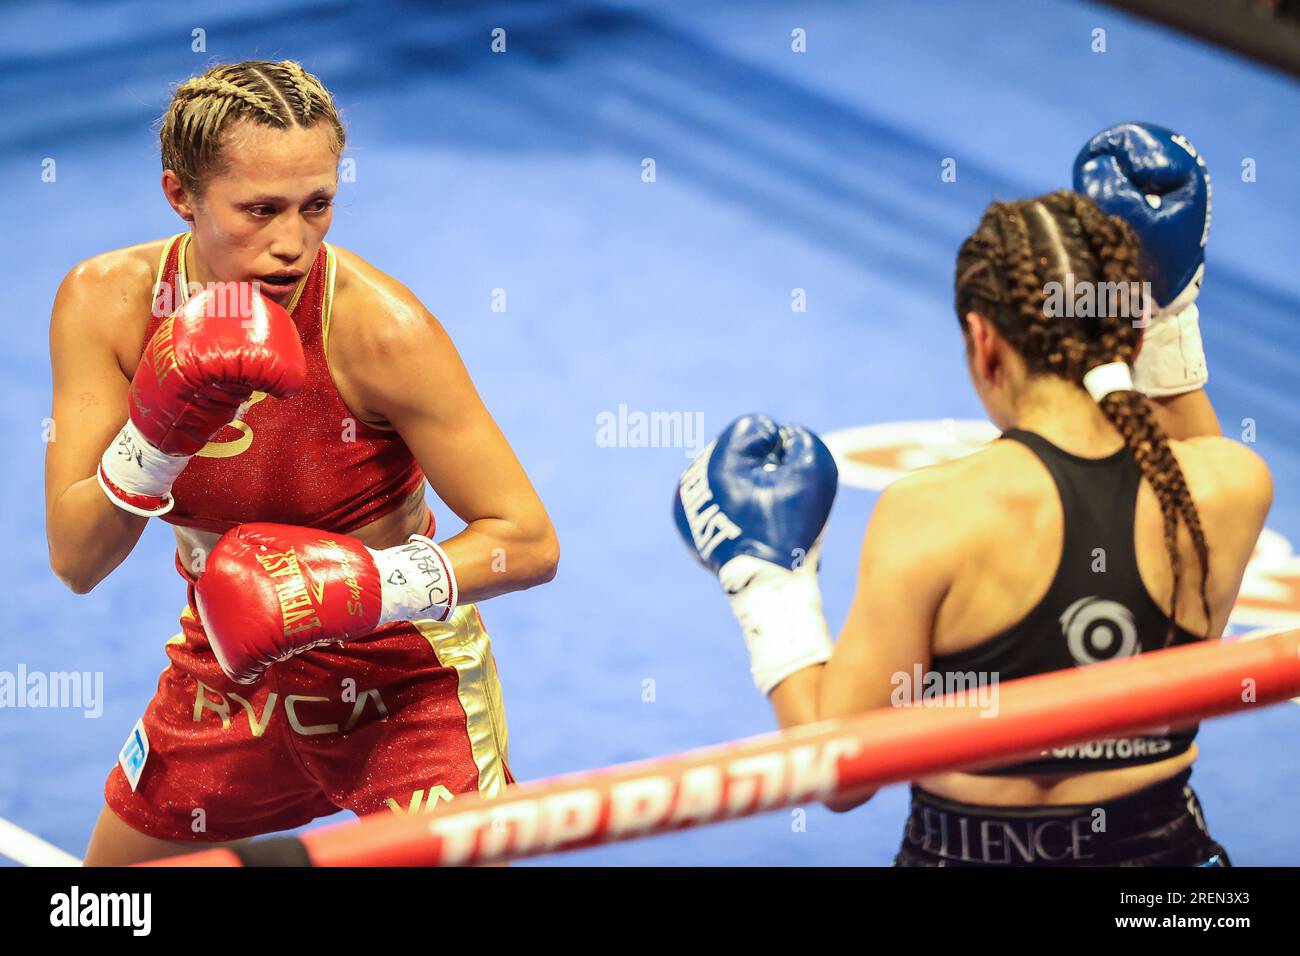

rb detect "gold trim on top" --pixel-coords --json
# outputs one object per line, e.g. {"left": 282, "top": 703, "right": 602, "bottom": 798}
{"left": 411, "top": 605, "right": 510, "bottom": 798}
{"left": 172, "top": 233, "right": 314, "bottom": 313}
{"left": 153, "top": 233, "right": 185, "bottom": 309}
{"left": 319, "top": 242, "right": 337, "bottom": 360}
{"left": 284, "top": 244, "right": 317, "bottom": 315}
{"left": 176, "top": 232, "right": 193, "bottom": 304}
{"left": 162, "top": 624, "right": 187, "bottom": 673}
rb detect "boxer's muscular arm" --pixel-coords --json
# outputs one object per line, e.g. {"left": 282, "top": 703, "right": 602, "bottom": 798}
{"left": 1180, "top": 437, "right": 1272, "bottom": 623}
{"left": 45, "top": 256, "right": 152, "bottom": 593}
{"left": 1150, "top": 390, "right": 1221, "bottom": 440}
{"left": 330, "top": 260, "right": 559, "bottom": 603}
{"left": 769, "top": 474, "right": 953, "bottom": 811}
{"left": 821, "top": 478, "right": 949, "bottom": 719}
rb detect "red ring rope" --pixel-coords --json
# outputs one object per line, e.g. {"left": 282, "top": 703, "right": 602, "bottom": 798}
{"left": 144, "top": 627, "right": 1300, "bottom": 866}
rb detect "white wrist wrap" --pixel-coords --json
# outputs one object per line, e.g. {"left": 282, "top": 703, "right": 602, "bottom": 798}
{"left": 371, "top": 534, "right": 458, "bottom": 625}
{"left": 1133, "top": 303, "right": 1208, "bottom": 398}
{"left": 97, "top": 419, "right": 191, "bottom": 516}
{"left": 718, "top": 555, "right": 834, "bottom": 695}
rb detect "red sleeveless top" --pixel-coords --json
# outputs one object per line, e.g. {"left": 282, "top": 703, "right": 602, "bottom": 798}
{"left": 145, "top": 233, "right": 427, "bottom": 535}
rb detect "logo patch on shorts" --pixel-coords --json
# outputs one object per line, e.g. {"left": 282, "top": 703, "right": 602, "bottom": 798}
{"left": 118, "top": 718, "right": 149, "bottom": 792}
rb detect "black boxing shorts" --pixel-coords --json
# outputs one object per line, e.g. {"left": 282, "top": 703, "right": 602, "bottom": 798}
{"left": 893, "top": 768, "right": 1229, "bottom": 867}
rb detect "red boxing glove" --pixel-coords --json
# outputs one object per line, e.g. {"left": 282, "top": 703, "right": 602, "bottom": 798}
{"left": 98, "top": 285, "right": 306, "bottom": 516}
{"left": 195, "top": 523, "right": 458, "bottom": 684}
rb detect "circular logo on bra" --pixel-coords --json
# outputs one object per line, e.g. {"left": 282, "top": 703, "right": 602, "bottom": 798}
{"left": 1060, "top": 596, "right": 1140, "bottom": 665}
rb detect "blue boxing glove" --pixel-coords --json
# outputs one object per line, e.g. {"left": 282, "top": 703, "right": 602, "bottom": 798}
{"left": 674, "top": 414, "right": 838, "bottom": 694}
{"left": 1073, "top": 122, "right": 1211, "bottom": 397}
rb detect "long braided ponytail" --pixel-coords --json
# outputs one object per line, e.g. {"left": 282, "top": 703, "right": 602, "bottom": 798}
{"left": 955, "top": 190, "right": 1211, "bottom": 646}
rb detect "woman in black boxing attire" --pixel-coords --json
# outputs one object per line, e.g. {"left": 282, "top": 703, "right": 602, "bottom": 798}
{"left": 826, "top": 190, "right": 1269, "bottom": 865}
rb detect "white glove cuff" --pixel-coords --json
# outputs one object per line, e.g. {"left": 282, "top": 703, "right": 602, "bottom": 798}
{"left": 97, "top": 419, "right": 190, "bottom": 516}
{"left": 718, "top": 555, "right": 834, "bottom": 695}
{"left": 371, "top": 534, "right": 458, "bottom": 625}
{"left": 1133, "top": 302, "right": 1208, "bottom": 398}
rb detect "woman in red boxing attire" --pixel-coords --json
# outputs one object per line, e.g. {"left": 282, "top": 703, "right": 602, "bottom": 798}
{"left": 44, "top": 60, "right": 559, "bottom": 866}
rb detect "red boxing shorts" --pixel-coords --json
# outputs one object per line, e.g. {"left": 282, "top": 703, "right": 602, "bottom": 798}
{"left": 105, "top": 571, "right": 513, "bottom": 843}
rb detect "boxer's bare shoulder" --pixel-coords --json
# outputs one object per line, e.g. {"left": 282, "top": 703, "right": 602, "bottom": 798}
{"left": 1166, "top": 436, "right": 1272, "bottom": 507}
{"left": 328, "top": 243, "right": 435, "bottom": 346}
{"left": 888, "top": 439, "right": 1047, "bottom": 540}
{"left": 53, "top": 240, "right": 167, "bottom": 374}
{"left": 324, "top": 243, "right": 451, "bottom": 428}
{"left": 898, "top": 434, "right": 1269, "bottom": 547}
{"left": 853, "top": 443, "right": 1026, "bottom": 593}
{"left": 1164, "top": 436, "right": 1274, "bottom": 567}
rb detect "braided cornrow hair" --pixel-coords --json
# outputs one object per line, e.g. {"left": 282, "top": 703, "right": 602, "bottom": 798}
{"left": 160, "top": 60, "right": 345, "bottom": 195}
{"left": 955, "top": 190, "right": 1211, "bottom": 647}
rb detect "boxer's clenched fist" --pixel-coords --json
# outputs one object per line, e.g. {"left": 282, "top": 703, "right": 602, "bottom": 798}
{"left": 1073, "top": 123, "right": 1211, "bottom": 397}
{"left": 97, "top": 286, "right": 306, "bottom": 516}
{"left": 674, "top": 415, "right": 839, "bottom": 694}
{"left": 195, "top": 522, "right": 458, "bottom": 684}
